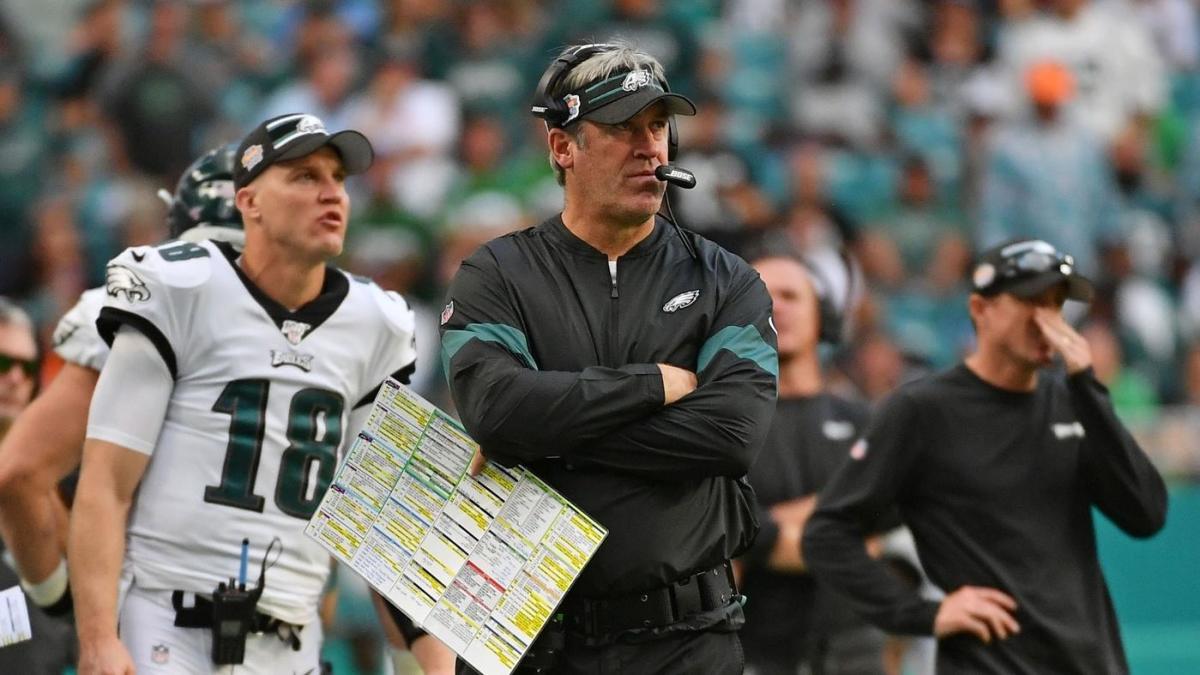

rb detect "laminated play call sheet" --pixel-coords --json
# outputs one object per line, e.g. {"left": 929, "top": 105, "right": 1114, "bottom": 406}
{"left": 305, "top": 379, "right": 607, "bottom": 675}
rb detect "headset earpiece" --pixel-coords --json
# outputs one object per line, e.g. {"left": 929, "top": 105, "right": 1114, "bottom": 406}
{"left": 817, "top": 295, "right": 842, "bottom": 345}
{"left": 662, "top": 79, "right": 679, "bottom": 160}
{"left": 797, "top": 258, "right": 845, "bottom": 347}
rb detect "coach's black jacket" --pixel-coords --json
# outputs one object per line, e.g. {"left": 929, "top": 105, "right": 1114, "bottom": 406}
{"left": 441, "top": 214, "right": 778, "bottom": 607}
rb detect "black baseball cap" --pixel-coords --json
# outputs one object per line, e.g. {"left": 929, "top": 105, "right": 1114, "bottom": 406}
{"left": 971, "top": 239, "right": 1093, "bottom": 302}
{"left": 233, "top": 113, "right": 374, "bottom": 189}
{"left": 558, "top": 68, "right": 696, "bottom": 126}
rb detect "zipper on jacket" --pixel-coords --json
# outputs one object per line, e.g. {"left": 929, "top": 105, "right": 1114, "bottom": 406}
{"left": 608, "top": 260, "right": 619, "bottom": 366}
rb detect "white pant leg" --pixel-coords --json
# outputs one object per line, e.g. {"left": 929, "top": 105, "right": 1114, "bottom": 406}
{"left": 118, "top": 584, "right": 324, "bottom": 675}
{"left": 119, "top": 585, "right": 213, "bottom": 674}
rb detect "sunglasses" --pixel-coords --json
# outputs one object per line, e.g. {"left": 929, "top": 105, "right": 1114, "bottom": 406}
{"left": 998, "top": 247, "right": 1075, "bottom": 281}
{"left": 0, "top": 353, "right": 37, "bottom": 378}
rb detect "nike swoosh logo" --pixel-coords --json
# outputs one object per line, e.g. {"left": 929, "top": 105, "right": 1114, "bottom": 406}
{"left": 131, "top": 251, "right": 146, "bottom": 262}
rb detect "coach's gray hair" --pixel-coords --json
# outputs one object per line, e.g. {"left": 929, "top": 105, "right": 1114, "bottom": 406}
{"left": 545, "top": 41, "right": 667, "bottom": 186}
{"left": 0, "top": 296, "right": 32, "bottom": 331}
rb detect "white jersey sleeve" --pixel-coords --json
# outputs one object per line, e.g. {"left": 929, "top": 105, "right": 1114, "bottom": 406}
{"left": 96, "top": 241, "right": 215, "bottom": 377}
{"left": 52, "top": 287, "right": 109, "bottom": 371}
{"left": 86, "top": 326, "right": 174, "bottom": 455}
{"left": 352, "top": 281, "right": 419, "bottom": 409}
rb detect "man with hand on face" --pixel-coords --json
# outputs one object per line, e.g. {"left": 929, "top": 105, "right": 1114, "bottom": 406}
{"left": 441, "top": 42, "right": 777, "bottom": 673}
{"left": 804, "top": 238, "right": 1168, "bottom": 674}
{"left": 70, "top": 113, "right": 419, "bottom": 675}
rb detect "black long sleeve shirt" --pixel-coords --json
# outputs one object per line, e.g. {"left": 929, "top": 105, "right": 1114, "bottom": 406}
{"left": 803, "top": 364, "right": 1167, "bottom": 674}
{"left": 440, "top": 215, "right": 778, "bottom": 603}
{"left": 740, "top": 393, "right": 870, "bottom": 669}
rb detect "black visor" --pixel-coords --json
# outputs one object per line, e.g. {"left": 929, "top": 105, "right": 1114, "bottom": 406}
{"left": 556, "top": 69, "right": 696, "bottom": 126}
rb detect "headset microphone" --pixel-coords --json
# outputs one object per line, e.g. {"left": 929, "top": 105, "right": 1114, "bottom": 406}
{"left": 653, "top": 164, "right": 698, "bottom": 259}
{"left": 655, "top": 164, "right": 697, "bottom": 190}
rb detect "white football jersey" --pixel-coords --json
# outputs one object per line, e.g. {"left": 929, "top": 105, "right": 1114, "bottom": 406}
{"left": 98, "top": 239, "right": 417, "bottom": 625}
{"left": 52, "top": 287, "right": 109, "bottom": 371}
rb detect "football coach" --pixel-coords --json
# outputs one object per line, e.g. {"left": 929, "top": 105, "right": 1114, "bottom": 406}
{"left": 440, "top": 41, "right": 778, "bottom": 673}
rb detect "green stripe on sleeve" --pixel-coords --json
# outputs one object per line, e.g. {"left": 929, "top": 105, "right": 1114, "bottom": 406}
{"left": 697, "top": 325, "right": 778, "bottom": 376}
{"left": 441, "top": 323, "right": 539, "bottom": 375}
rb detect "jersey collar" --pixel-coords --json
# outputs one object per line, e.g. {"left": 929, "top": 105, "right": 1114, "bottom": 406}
{"left": 214, "top": 240, "right": 349, "bottom": 340}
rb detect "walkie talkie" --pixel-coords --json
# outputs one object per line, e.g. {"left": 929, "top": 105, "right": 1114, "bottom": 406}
{"left": 211, "top": 580, "right": 260, "bottom": 664}
{"left": 210, "top": 537, "right": 273, "bottom": 665}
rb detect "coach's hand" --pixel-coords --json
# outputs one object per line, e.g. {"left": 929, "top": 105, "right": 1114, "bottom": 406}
{"left": 79, "top": 635, "right": 135, "bottom": 675}
{"left": 658, "top": 364, "right": 697, "bottom": 405}
{"left": 934, "top": 585, "right": 1020, "bottom": 644}
{"left": 1034, "top": 308, "right": 1091, "bottom": 374}
{"left": 469, "top": 448, "right": 486, "bottom": 476}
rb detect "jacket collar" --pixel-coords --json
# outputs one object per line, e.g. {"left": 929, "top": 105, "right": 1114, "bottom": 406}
{"left": 543, "top": 214, "right": 671, "bottom": 260}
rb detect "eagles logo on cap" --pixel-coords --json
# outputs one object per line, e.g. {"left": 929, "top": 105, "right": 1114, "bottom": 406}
{"left": 241, "top": 144, "right": 263, "bottom": 172}
{"left": 295, "top": 115, "right": 326, "bottom": 135}
{"left": 622, "top": 69, "right": 653, "bottom": 92}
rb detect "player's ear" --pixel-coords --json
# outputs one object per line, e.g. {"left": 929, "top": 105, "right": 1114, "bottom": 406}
{"left": 968, "top": 293, "right": 988, "bottom": 330}
{"left": 235, "top": 186, "right": 258, "bottom": 222}
{"left": 548, "top": 126, "right": 577, "bottom": 172}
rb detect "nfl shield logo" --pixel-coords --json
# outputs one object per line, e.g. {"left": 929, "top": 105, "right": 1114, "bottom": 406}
{"left": 151, "top": 644, "right": 170, "bottom": 665}
{"left": 280, "top": 320, "right": 311, "bottom": 346}
{"left": 441, "top": 301, "right": 455, "bottom": 326}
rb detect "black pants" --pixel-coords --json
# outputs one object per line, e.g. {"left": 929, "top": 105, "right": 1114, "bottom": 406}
{"left": 458, "top": 630, "right": 745, "bottom": 675}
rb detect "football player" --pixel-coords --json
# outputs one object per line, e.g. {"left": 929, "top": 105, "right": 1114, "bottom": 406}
{"left": 69, "top": 113, "right": 418, "bottom": 674}
{"left": 0, "top": 144, "right": 246, "bottom": 618}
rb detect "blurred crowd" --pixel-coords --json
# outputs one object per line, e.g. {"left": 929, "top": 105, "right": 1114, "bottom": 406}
{"left": 3, "top": 0, "right": 1200, "bottom": 484}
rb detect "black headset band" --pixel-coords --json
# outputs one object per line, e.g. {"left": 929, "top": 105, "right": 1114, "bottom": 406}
{"left": 532, "top": 43, "right": 619, "bottom": 127}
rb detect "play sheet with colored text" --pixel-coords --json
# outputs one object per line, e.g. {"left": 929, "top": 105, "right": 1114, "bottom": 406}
{"left": 306, "top": 379, "right": 607, "bottom": 675}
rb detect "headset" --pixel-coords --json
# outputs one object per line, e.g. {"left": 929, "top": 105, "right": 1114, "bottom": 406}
{"left": 531, "top": 43, "right": 698, "bottom": 258}
{"left": 799, "top": 257, "right": 846, "bottom": 346}
{"left": 744, "top": 238, "right": 854, "bottom": 346}
{"left": 531, "top": 43, "right": 680, "bottom": 161}
{"left": 530, "top": 42, "right": 700, "bottom": 257}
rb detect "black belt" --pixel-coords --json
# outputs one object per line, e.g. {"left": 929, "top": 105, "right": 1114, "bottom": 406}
{"left": 563, "top": 561, "right": 738, "bottom": 638}
{"left": 171, "top": 591, "right": 303, "bottom": 651}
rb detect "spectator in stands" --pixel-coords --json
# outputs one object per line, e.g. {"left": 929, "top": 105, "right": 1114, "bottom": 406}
{"left": 345, "top": 44, "right": 460, "bottom": 219}
{"left": 979, "top": 60, "right": 1119, "bottom": 275}
{"left": 998, "top": 0, "right": 1166, "bottom": 143}
{"left": 97, "top": 0, "right": 213, "bottom": 181}
{"left": 260, "top": 18, "right": 359, "bottom": 133}
{"left": 0, "top": 62, "right": 49, "bottom": 295}
{"left": 1081, "top": 320, "right": 1160, "bottom": 426}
